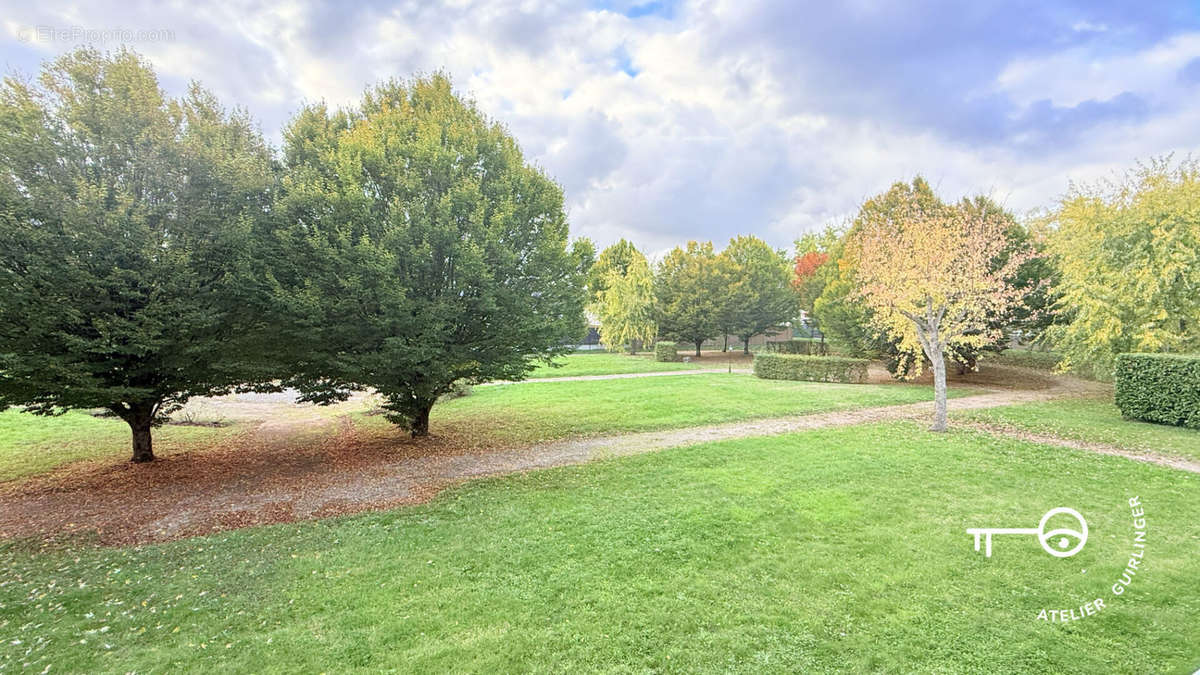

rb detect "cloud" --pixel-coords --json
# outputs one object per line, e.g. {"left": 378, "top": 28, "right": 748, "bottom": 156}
{"left": 2, "top": 0, "right": 1199, "bottom": 254}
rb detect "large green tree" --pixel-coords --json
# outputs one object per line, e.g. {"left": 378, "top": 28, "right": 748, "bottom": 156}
{"left": 268, "top": 74, "right": 587, "bottom": 436}
{"left": 1047, "top": 158, "right": 1200, "bottom": 377}
{"left": 721, "top": 236, "right": 795, "bottom": 354}
{"left": 0, "top": 49, "right": 273, "bottom": 462}
{"left": 655, "top": 241, "right": 728, "bottom": 356}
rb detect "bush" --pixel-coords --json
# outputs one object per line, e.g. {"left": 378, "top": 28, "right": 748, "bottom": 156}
{"left": 992, "top": 349, "right": 1063, "bottom": 371}
{"left": 753, "top": 353, "right": 870, "bottom": 384}
{"left": 1114, "top": 353, "right": 1200, "bottom": 429}
{"left": 762, "top": 338, "right": 829, "bottom": 356}
{"left": 654, "top": 341, "right": 682, "bottom": 362}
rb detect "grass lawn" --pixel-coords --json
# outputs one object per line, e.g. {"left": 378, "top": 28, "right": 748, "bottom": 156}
{"left": 427, "top": 373, "right": 976, "bottom": 444}
{"left": 526, "top": 351, "right": 744, "bottom": 378}
{"left": 0, "top": 410, "right": 237, "bottom": 482}
{"left": 957, "top": 398, "right": 1200, "bottom": 461}
{"left": 2, "top": 421, "right": 1196, "bottom": 673}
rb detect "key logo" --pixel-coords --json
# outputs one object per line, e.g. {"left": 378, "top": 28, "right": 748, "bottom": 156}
{"left": 967, "top": 507, "right": 1088, "bottom": 558}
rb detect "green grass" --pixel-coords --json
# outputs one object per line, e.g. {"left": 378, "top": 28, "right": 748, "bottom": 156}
{"left": 429, "top": 373, "right": 975, "bottom": 444}
{"left": 2, "top": 422, "right": 1196, "bottom": 673}
{"left": 0, "top": 410, "right": 236, "bottom": 481}
{"left": 527, "top": 351, "right": 741, "bottom": 378}
{"left": 958, "top": 398, "right": 1200, "bottom": 461}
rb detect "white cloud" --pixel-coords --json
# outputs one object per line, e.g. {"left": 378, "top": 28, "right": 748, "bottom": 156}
{"left": 1, "top": 0, "right": 1198, "bottom": 255}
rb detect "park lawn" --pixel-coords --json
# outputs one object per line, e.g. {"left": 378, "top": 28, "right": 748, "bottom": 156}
{"left": 526, "top": 351, "right": 742, "bottom": 378}
{"left": 0, "top": 410, "right": 238, "bottom": 482}
{"left": 426, "top": 373, "right": 976, "bottom": 444}
{"left": 957, "top": 398, "right": 1200, "bottom": 462}
{"left": 1, "top": 421, "right": 1197, "bottom": 673}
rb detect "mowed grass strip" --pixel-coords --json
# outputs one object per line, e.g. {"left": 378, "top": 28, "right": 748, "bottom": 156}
{"left": 429, "top": 373, "right": 977, "bottom": 444}
{"left": 526, "top": 351, "right": 746, "bottom": 378}
{"left": 1, "top": 422, "right": 1196, "bottom": 673}
{"left": 957, "top": 398, "right": 1200, "bottom": 461}
{"left": 0, "top": 410, "right": 238, "bottom": 482}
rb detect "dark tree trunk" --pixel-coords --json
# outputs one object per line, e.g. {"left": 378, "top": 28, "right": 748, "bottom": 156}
{"left": 120, "top": 401, "right": 158, "bottom": 463}
{"left": 131, "top": 424, "right": 154, "bottom": 463}
{"left": 410, "top": 401, "right": 434, "bottom": 438}
{"left": 694, "top": 341, "right": 703, "bottom": 357}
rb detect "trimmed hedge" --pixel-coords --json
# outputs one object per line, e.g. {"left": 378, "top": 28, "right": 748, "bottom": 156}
{"left": 1114, "top": 353, "right": 1200, "bottom": 429}
{"left": 654, "top": 341, "right": 682, "bottom": 362}
{"left": 762, "top": 338, "right": 828, "bottom": 356}
{"left": 753, "top": 353, "right": 870, "bottom": 384}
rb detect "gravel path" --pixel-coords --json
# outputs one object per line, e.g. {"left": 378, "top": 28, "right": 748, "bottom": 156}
{"left": 4, "top": 367, "right": 1177, "bottom": 546}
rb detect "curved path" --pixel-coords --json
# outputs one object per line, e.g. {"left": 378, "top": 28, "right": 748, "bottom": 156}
{"left": 2, "top": 368, "right": 1188, "bottom": 546}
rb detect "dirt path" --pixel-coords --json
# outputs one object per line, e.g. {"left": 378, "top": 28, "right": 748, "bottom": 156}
{"left": 1, "top": 366, "right": 1159, "bottom": 546}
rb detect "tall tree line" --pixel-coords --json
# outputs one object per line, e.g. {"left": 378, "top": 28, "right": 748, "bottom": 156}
{"left": 591, "top": 236, "right": 797, "bottom": 355}
{"left": 0, "top": 49, "right": 590, "bottom": 461}
{"left": 794, "top": 161, "right": 1198, "bottom": 384}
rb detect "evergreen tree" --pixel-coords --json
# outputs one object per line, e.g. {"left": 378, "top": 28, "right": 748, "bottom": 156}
{"left": 0, "top": 49, "right": 274, "bottom": 462}
{"left": 655, "top": 241, "right": 728, "bottom": 356}
{"left": 268, "top": 74, "right": 587, "bottom": 436}
{"left": 721, "top": 236, "right": 795, "bottom": 354}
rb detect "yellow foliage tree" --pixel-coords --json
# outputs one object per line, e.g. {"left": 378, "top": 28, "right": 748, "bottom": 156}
{"left": 1048, "top": 158, "right": 1200, "bottom": 378}
{"left": 595, "top": 252, "right": 656, "bottom": 354}
{"left": 852, "top": 193, "right": 1033, "bottom": 431}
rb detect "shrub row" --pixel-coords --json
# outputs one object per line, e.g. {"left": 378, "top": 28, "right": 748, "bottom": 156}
{"left": 762, "top": 338, "right": 829, "bottom": 356}
{"left": 1114, "top": 353, "right": 1200, "bottom": 429}
{"left": 654, "top": 341, "right": 682, "bottom": 362}
{"left": 992, "top": 349, "right": 1063, "bottom": 371}
{"left": 753, "top": 353, "right": 870, "bottom": 384}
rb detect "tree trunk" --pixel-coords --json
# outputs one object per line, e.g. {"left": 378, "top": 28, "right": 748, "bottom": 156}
{"left": 928, "top": 345, "right": 949, "bottom": 432}
{"left": 694, "top": 341, "right": 703, "bottom": 357}
{"left": 410, "top": 401, "right": 434, "bottom": 438}
{"left": 906, "top": 306, "right": 949, "bottom": 433}
{"left": 121, "top": 402, "right": 157, "bottom": 463}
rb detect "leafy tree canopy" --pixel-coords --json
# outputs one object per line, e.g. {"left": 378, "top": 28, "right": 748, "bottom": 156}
{"left": 587, "top": 238, "right": 642, "bottom": 305}
{"left": 1047, "top": 157, "right": 1200, "bottom": 378}
{"left": 0, "top": 48, "right": 274, "bottom": 462}
{"left": 721, "top": 235, "right": 796, "bottom": 353}
{"left": 655, "top": 241, "right": 730, "bottom": 355}
{"left": 269, "top": 73, "right": 587, "bottom": 435}
{"left": 592, "top": 241, "right": 655, "bottom": 353}
{"left": 852, "top": 189, "right": 1034, "bottom": 430}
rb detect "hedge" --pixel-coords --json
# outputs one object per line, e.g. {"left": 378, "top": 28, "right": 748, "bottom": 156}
{"left": 654, "top": 341, "right": 682, "bottom": 362}
{"left": 1114, "top": 353, "right": 1200, "bottom": 429}
{"left": 753, "top": 353, "right": 870, "bottom": 384}
{"left": 762, "top": 338, "right": 828, "bottom": 356}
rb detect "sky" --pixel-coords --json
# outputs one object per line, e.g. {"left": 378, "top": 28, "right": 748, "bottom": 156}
{"left": 3, "top": 0, "right": 1200, "bottom": 255}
